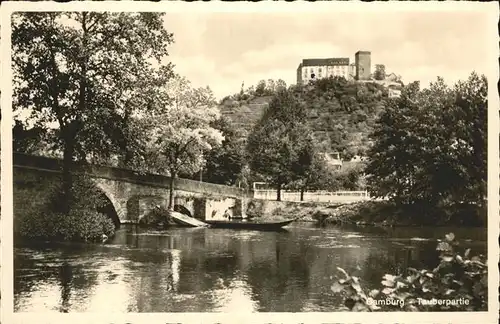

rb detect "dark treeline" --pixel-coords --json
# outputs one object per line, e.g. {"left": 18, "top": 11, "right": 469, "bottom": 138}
{"left": 366, "top": 74, "right": 487, "bottom": 225}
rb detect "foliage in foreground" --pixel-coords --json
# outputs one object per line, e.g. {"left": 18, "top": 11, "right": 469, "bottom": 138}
{"left": 16, "top": 176, "right": 115, "bottom": 242}
{"left": 331, "top": 233, "right": 487, "bottom": 311}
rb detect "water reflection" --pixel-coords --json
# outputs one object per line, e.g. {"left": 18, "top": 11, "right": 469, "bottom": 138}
{"left": 58, "top": 262, "right": 72, "bottom": 312}
{"left": 14, "top": 224, "right": 486, "bottom": 312}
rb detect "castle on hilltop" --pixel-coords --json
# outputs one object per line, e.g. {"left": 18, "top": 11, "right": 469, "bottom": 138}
{"left": 296, "top": 50, "right": 402, "bottom": 98}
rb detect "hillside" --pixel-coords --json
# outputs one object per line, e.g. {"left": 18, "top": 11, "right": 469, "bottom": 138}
{"left": 304, "top": 77, "right": 392, "bottom": 159}
{"left": 219, "top": 95, "right": 273, "bottom": 139}
{"left": 219, "top": 78, "right": 397, "bottom": 160}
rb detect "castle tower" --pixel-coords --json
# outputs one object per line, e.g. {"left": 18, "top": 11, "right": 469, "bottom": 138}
{"left": 355, "top": 51, "right": 371, "bottom": 80}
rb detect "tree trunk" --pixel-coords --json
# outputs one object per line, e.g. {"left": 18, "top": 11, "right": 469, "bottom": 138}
{"left": 123, "top": 143, "right": 134, "bottom": 168}
{"left": 168, "top": 171, "right": 176, "bottom": 210}
{"left": 276, "top": 183, "right": 282, "bottom": 201}
{"left": 121, "top": 110, "right": 133, "bottom": 167}
{"left": 61, "top": 134, "right": 76, "bottom": 215}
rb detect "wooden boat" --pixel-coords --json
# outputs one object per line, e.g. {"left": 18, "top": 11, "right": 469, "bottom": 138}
{"left": 204, "top": 219, "right": 295, "bottom": 231}
{"left": 169, "top": 211, "right": 209, "bottom": 227}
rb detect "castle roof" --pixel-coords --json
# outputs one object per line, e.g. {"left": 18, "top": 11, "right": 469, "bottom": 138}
{"left": 300, "top": 57, "right": 350, "bottom": 67}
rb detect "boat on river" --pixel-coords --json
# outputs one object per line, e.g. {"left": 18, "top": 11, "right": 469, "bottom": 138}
{"left": 169, "top": 211, "right": 210, "bottom": 227}
{"left": 204, "top": 219, "right": 295, "bottom": 231}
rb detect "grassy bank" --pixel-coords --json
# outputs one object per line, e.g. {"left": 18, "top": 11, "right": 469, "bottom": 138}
{"left": 325, "top": 201, "right": 486, "bottom": 227}
{"left": 249, "top": 199, "right": 486, "bottom": 227}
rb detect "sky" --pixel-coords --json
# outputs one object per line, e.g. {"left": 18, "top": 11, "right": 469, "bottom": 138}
{"left": 161, "top": 8, "right": 493, "bottom": 100}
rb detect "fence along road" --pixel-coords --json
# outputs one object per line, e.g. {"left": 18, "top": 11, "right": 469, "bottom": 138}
{"left": 253, "top": 190, "right": 371, "bottom": 203}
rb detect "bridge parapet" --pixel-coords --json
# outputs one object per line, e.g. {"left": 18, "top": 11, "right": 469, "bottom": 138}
{"left": 14, "top": 152, "right": 251, "bottom": 224}
{"left": 13, "top": 152, "right": 249, "bottom": 198}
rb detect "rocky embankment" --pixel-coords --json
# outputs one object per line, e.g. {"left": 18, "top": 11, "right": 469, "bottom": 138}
{"left": 313, "top": 201, "right": 399, "bottom": 226}
{"left": 137, "top": 199, "right": 485, "bottom": 228}
{"left": 248, "top": 200, "right": 397, "bottom": 226}
{"left": 249, "top": 199, "right": 486, "bottom": 227}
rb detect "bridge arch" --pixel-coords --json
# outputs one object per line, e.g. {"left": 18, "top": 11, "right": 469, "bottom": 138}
{"left": 92, "top": 180, "right": 126, "bottom": 227}
{"left": 95, "top": 189, "right": 121, "bottom": 228}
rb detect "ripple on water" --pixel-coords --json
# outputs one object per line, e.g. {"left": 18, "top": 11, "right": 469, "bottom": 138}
{"left": 391, "top": 237, "right": 433, "bottom": 242}
{"left": 315, "top": 243, "right": 361, "bottom": 249}
{"left": 343, "top": 234, "right": 364, "bottom": 239}
{"left": 22, "top": 251, "right": 62, "bottom": 260}
{"left": 304, "top": 235, "right": 322, "bottom": 241}
{"left": 220, "top": 231, "right": 262, "bottom": 241}
{"left": 134, "top": 231, "right": 169, "bottom": 236}
{"left": 204, "top": 251, "right": 234, "bottom": 258}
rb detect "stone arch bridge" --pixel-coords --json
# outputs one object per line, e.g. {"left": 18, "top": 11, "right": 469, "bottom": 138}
{"left": 13, "top": 153, "right": 249, "bottom": 226}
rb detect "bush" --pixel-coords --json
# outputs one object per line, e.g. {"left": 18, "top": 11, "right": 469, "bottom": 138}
{"left": 331, "top": 233, "right": 487, "bottom": 311}
{"left": 19, "top": 209, "right": 115, "bottom": 242}
{"left": 16, "top": 175, "right": 116, "bottom": 243}
{"left": 71, "top": 209, "right": 115, "bottom": 242}
{"left": 139, "top": 205, "right": 170, "bottom": 227}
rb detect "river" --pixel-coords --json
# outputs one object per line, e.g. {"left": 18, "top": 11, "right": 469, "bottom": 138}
{"left": 14, "top": 223, "right": 486, "bottom": 312}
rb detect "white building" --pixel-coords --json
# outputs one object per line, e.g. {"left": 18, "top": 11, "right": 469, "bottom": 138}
{"left": 296, "top": 58, "right": 350, "bottom": 84}
{"left": 388, "top": 88, "right": 402, "bottom": 98}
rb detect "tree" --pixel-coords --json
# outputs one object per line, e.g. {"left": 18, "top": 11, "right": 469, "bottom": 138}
{"left": 255, "top": 80, "right": 267, "bottom": 96}
{"left": 275, "top": 79, "right": 287, "bottom": 92}
{"left": 12, "top": 120, "right": 45, "bottom": 154}
{"left": 366, "top": 72, "right": 487, "bottom": 211}
{"left": 374, "top": 64, "right": 386, "bottom": 80}
{"left": 451, "top": 72, "right": 487, "bottom": 204}
{"left": 106, "top": 65, "right": 174, "bottom": 168}
{"left": 143, "top": 75, "right": 224, "bottom": 210}
{"left": 288, "top": 150, "right": 336, "bottom": 201}
{"left": 246, "top": 87, "right": 313, "bottom": 201}
{"left": 12, "top": 12, "right": 174, "bottom": 213}
{"left": 335, "top": 162, "right": 366, "bottom": 191}
{"left": 366, "top": 81, "right": 428, "bottom": 204}
{"left": 202, "top": 117, "right": 244, "bottom": 185}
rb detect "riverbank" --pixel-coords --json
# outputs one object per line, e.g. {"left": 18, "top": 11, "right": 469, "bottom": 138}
{"left": 248, "top": 199, "right": 486, "bottom": 227}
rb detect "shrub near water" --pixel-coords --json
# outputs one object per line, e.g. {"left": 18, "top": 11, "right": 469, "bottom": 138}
{"left": 20, "top": 209, "right": 115, "bottom": 242}
{"left": 331, "top": 233, "right": 487, "bottom": 311}
{"left": 17, "top": 176, "right": 115, "bottom": 242}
